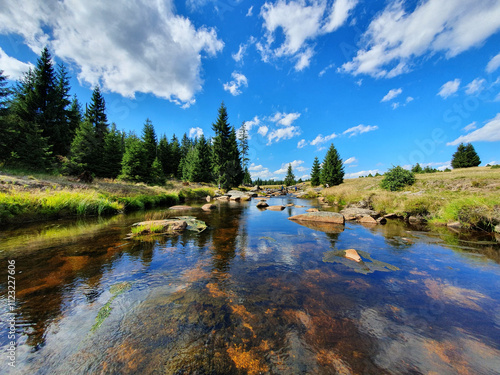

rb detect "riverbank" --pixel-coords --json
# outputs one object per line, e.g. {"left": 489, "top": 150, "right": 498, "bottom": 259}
{"left": 0, "top": 170, "right": 216, "bottom": 225}
{"left": 321, "top": 167, "right": 500, "bottom": 232}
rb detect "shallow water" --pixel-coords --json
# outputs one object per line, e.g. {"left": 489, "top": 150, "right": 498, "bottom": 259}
{"left": 1, "top": 197, "right": 500, "bottom": 374}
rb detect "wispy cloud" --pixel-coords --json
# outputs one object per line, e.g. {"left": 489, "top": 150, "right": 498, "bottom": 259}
{"left": 438, "top": 79, "right": 460, "bottom": 98}
{"left": 381, "top": 88, "right": 402, "bottom": 102}
{"left": 344, "top": 156, "right": 357, "bottom": 164}
{"left": 310, "top": 132, "right": 338, "bottom": 146}
{"left": 486, "top": 51, "right": 500, "bottom": 73}
{"left": 343, "top": 124, "right": 378, "bottom": 137}
{"left": 341, "top": 0, "right": 500, "bottom": 78}
{"left": 465, "top": 78, "right": 486, "bottom": 95}
{"left": 447, "top": 113, "right": 500, "bottom": 145}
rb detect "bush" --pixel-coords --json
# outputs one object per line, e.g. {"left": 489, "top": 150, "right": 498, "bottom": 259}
{"left": 491, "top": 164, "right": 500, "bottom": 169}
{"left": 380, "top": 166, "right": 416, "bottom": 191}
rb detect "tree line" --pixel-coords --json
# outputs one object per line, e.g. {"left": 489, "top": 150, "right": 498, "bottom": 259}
{"left": 0, "top": 48, "right": 252, "bottom": 190}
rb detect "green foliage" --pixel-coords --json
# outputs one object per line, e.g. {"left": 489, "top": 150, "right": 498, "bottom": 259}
{"left": 238, "top": 122, "right": 249, "bottom": 169}
{"left": 191, "top": 134, "right": 212, "bottom": 183}
{"left": 149, "top": 157, "right": 165, "bottom": 185}
{"left": 212, "top": 103, "right": 243, "bottom": 190}
{"left": 102, "top": 123, "right": 124, "bottom": 179}
{"left": 411, "top": 163, "right": 423, "bottom": 173}
{"left": 491, "top": 164, "right": 500, "bottom": 169}
{"left": 380, "top": 166, "right": 416, "bottom": 191}
{"left": 451, "top": 143, "right": 481, "bottom": 168}
{"left": 284, "top": 163, "right": 295, "bottom": 186}
{"left": 169, "top": 135, "right": 181, "bottom": 178}
{"left": 243, "top": 167, "right": 252, "bottom": 185}
{"left": 65, "top": 120, "right": 97, "bottom": 175}
{"left": 119, "top": 134, "right": 147, "bottom": 182}
{"left": 310, "top": 156, "right": 321, "bottom": 187}
{"left": 321, "top": 143, "right": 344, "bottom": 186}
{"left": 142, "top": 118, "right": 157, "bottom": 171}
{"left": 158, "top": 135, "right": 171, "bottom": 176}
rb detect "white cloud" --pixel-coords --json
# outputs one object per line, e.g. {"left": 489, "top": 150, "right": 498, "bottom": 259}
{"left": 463, "top": 121, "right": 477, "bottom": 132}
{"left": 392, "top": 102, "right": 400, "bottom": 110}
{"left": 355, "top": 79, "right": 363, "bottom": 86}
{"left": 465, "top": 78, "right": 486, "bottom": 95}
{"left": 232, "top": 44, "right": 247, "bottom": 63}
{"left": 319, "top": 63, "right": 335, "bottom": 77}
{"left": 344, "top": 156, "right": 357, "bottom": 164}
{"left": 343, "top": 124, "right": 378, "bottom": 137}
{"left": 244, "top": 116, "right": 260, "bottom": 132}
{"left": 259, "top": 0, "right": 358, "bottom": 71}
{"left": 246, "top": 5, "right": 254, "bottom": 17}
{"left": 381, "top": 88, "right": 402, "bottom": 102}
{"left": 0, "top": 47, "right": 33, "bottom": 80}
{"left": 258, "top": 125, "right": 269, "bottom": 136}
{"left": 486, "top": 52, "right": 500, "bottom": 73}
{"left": 438, "top": 79, "right": 461, "bottom": 98}
{"left": 447, "top": 113, "right": 500, "bottom": 145}
{"left": 249, "top": 163, "right": 264, "bottom": 171}
{"left": 189, "top": 127, "right": 203, "bottom": 138}
{"left": 495, "top": 92, "right": 500, "bottom": 102}
{"left": 406, "top": 96, "right": 414, "bottom": 103}
{"left": 310, "top": 132, "right": 337, "bottom": 146}
{"left": 297, "top": 139, "right": 307, "bottom": 148}
{"left": 345, "top": 169, "right": 381, "bottom": 179}
{"left": 0, "top": 0, "right": 223, "bottom": 107}
{"left": 341, "top": 0, "right": 500, "bottom": 78}
{"left": 267, "top": 125, "right": 301, "bottom": 145}
{"left": 270, "top": 111, "right": 301, "bottom": 126}
{"left": 223, "top": 71, "right": 248, "bottom": 96}
{"left": 274, "top": 160, "right": 305, "bottom": 174}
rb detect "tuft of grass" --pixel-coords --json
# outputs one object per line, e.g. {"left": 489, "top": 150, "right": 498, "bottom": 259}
{"left": 178, "top": 187, "right": 215, "bottom": 200}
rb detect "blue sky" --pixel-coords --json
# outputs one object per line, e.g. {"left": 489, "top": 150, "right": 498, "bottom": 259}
{"left": 1, "top": 0, "right": 500, "bottom": 180}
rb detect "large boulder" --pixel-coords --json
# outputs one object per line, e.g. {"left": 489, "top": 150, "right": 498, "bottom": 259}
{"left": 289, "top": 211, "right": 345, "bottom": 225}
{"left": 358, "top": 215, "right": 377, "bottom": 224}
{"left": 267, "top": 205, "right": 285, "bottom": 211}
{"left": 202, "top": 204, "right": 216, "bottom": 211}
{"left": 340, "top": 207, "right": 379, "bottom": 218}
{"left": 306, "top": 208, "right": 319, "bottom": 212}
{"left": 256, "top": 201, "right": 269, "bottom": 208}
{"left": 169, "top": 205, "right": 193, "bottom": 211}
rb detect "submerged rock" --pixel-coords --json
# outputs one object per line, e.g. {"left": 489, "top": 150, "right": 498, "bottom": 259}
{"left": 202, "top": 204, "right": 216, "bottom": 211}
{"left": 306, "top": 208, "right": 319, "bottom": 212}
{"left": 256, "top": 201, "right": 269, "bottom": 208}
{"left": 267, "top": 205, "right": 285, "bottom": 211}
{"left": 358, "top": 215, "right": 377, "bottom": 224}
{"left": 169, "top": 205, "right": 193, "bottom": 211}
{"left": 323, "top": 249, "right": 399, "bottom": 274}
{"left": 130, "top": 216, "right": 207, "bottom": 237}
{"left": 289, "top": 212, "right": 345, "bottom": 225}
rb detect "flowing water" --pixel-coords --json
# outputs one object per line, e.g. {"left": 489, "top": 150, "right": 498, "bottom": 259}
{"left": 1, "top": 197, "right": 500, "bottom": 374}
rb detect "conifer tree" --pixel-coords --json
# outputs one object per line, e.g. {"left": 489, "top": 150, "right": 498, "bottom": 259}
{"left": 310, "top": 156, "right": 321, "bottom": 187}
{"left": 212, "top": 103, "right": 243, "bottom": 189}
{"left": 150, "top": 157, "right": 164, "bottom": 185}
{"left": 177, "top": 133, "right": 192, "bottom": 178}
{"left": 238, "top": 122, "right": 249, "bottom": 169}
{"left": 243, "top": 167, "right": 252, "bottom": 186}
{"left": 411, "top": 163, "right": 423, "bottom": 173}
{"left": 181, "top": 146, "right": 198, "bottom": 182}
{"left": 85, "top": 86, "right": 109, "bottom": 176}
{"left": 102, "top": 123, "right": 124, "bottom": 178}
{"left": 65, "top": 120, "right": 97, "bottom": 175}
{"left": 284, "top": 163, "right": 295, "bottom": 186}
{"left": 0, "top": 70, "right": 11, "bottom": 162}
{"left": 169, "top": 134, "right": 181, "bottom": 177}
{"left": 321, "top": 143, "right": 344, "bottom": 186}
{"left": 158, "top": 135, "right": 171, "bottom": 176}
{"left": 119, "top": 134, "right": 147, "bottom": 182}
{"left": 451, "top": 143, "right": 481, "bottom": 168}
{"left": 191, "top": 134, "right": 212, "bottom": 182}
{"left": 142, "top": 118, "right": 157, "bottom": 171}
{"left": 52, "top": 64, "right": 73, "bottom": 156}
{"left": 68, "top": 95, "right": 83, "bottom": 138}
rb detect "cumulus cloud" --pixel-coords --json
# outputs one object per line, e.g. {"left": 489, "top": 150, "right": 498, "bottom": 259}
{"left": 438, "top": 79, "right": 461, "bottom": 98}
{"left": 259, "top": 0, "right": 358, "bottom": 71}
{"left": 258, "top": 126, "right": 269, "bottom": 136}
{"left": 267, "top": 125, "right": 301, "bottom": 145}
{"left": 343, "top": 124, "right": 378, "bottom": 137}
{"left": 189, "top": 127, "right": 204, "bottom": 138}
{"left": 344, "top": 156, "right": 357, "bottom": 164}
{"left": 0, "top": 0, "right": 223, "bottom": 107}
{"left": 297, "top": 139, "right": 307, "bottom": 148}
{"left": 244, "top": 116, "right": 260, "bottom": 131}
{"left": 0, "top": 47, "right": 33, "bottom": 80}
{"left": 486, "top": 52, "right": 500, "bottom": 73}
{"left": 274, "top": 160, "right": 306, "bottom": 174}
{"left": 381, "top": 88, "right": 402, "bottom": 102}
{"left": 223, "top": 72, "right": 248, "bottom": 96}
{"left": 465, "top": 78, "right": 486, "bottom": 95}
{"left": 447, "top": 113, "right": 500, "bottom": 145}
{"left": 270, "top": 112, "right": 301, "bottom": 126}
{"left": 341, "top": 0, "right": 500, "bottom": 78}
{"left": 310, "top": 132, "right": 338, "bottom": 146}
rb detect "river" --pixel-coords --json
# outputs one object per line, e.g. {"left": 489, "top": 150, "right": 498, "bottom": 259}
{"left": 1, "top": 196, "right": 499, "bottom": 374}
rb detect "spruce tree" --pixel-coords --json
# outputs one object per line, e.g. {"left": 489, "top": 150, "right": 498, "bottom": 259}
{"left": 150, "top": 157, "right": 164, "bottom": 185}
{"left": 68, "top": 95, "right": 83, "bottom": 138}
{"left": 169, "top": 134, "right": 181, "bottom": 177}
{"left": 119, "top": 134, "right": 147, "bottom": 182}
{"left": 85, "top": 86, "right": 109, "bottom": 176}
{"left": 321, "top": 143, "right": 344, "bottom": 186}
{"left": 51, "top": 63, "right": 73, "bottom": 156}
{"left": 102, "top": 123, "right": 124, "bottom": 178}
{"left": 181, "top": 146, "right": 198, "bottom": 181}
{"left": 142, "top": 118, "right": 157, "bottom": 171}
{"left": 310, "top": 156, "right": 321, "bottom": 187}
{"left": 66, "top": 120, "right": 98, "bottom": 175}
{"left": 451, "top": 143, "right": 481, "bottom": 168}
{"left": 177, "top": 133, "right": 192, "bottom": 178}
{"left": 158, "top": 135, "right": 171, "bottom": 177}
{"left": 191, "top": 134, "right": 212, "bottom": 183}
{"left": 212, "top": 103, "right": 243, "bottom": 189}
{"left": 243, "top": 167, "right": 252, "bottom": 186}
{"left": 411, "top": 163, "right": 423, "bottom": 173}
{"left": 284, "top": 163, "right": 295, "bottom": 186}
{"left": 238, "top": 122, "right": 249, "bottom": 169}
{"left": 0, "top": 70, "right": 11, "bottom": 162}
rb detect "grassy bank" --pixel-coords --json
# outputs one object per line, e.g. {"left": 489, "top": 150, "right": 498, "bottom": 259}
{"left": 0, "top": 170, "right": 216, "bottom": 225}
{"left": 321, "top": 167, "right": 500, "bottom": 231}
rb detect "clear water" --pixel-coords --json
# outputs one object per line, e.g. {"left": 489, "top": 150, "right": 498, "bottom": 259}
{"left": 1, "top": 197, "right": 499, "bottom": 374}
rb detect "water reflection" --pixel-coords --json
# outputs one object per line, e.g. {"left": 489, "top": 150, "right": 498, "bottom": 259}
{"left": 0, "top": 198, "right": 499, "bottom": 374}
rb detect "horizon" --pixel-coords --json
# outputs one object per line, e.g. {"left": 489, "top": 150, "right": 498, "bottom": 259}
{"left": 1, "top": 0, "right": 499, "bottom": 181}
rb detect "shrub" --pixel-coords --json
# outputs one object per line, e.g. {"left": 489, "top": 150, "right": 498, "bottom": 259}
{"left": 491, "top": 164, "right": 500, "bottom": 169}
{"left": 380, "top": 166, "right": 416, "bottom": 191}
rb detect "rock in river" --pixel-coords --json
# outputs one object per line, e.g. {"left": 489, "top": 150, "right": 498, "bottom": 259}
{"left": 289, "top": 211, "right": 345, "bottom": 225}
{"left": 267, "top": 205, "right": 285, "bottom": 211}
{"left": 256, "top": 201, "right": 269, "bottom": 208}
{"left": 202, "top": 204, "right": 216, "bottom": 211}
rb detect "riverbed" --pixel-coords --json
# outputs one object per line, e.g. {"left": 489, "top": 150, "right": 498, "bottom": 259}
{"left": 1, "top": 196, "right": 499, "bottom": 374}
